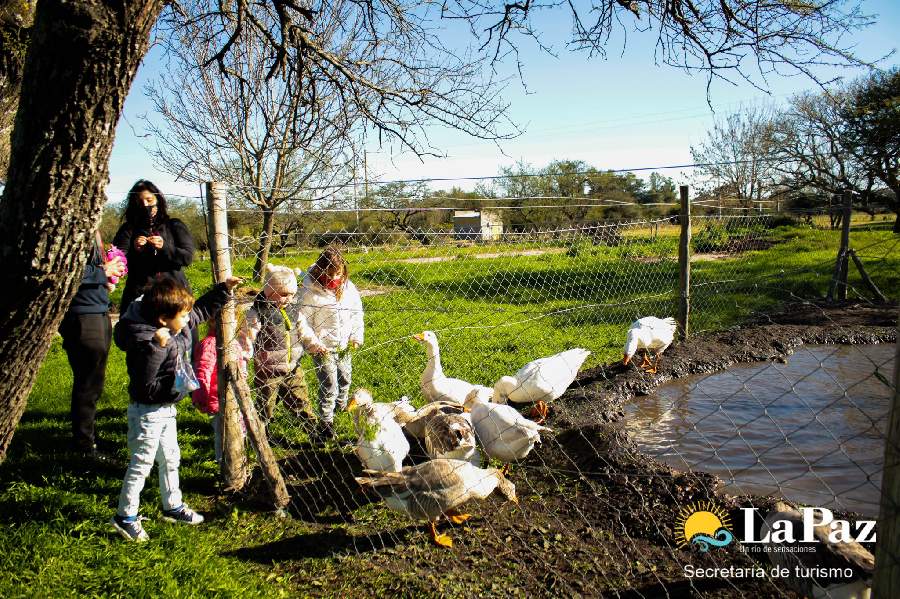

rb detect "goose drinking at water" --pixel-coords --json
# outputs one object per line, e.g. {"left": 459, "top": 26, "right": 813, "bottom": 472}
{"left": 623, "top": 316, "right": 677, "bottom": 374}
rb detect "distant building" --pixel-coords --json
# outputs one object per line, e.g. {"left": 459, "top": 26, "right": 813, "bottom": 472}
{"left": 453, "top": 210, "right": 503, "bottom": 241}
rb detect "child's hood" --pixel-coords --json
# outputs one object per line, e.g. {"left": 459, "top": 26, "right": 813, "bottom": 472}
{"left": 113, "top": 298, "right": 163, "bottom": 348}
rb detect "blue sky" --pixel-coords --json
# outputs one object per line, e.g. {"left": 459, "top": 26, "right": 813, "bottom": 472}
{"left": 107, "top": 1, "right": 900, "bottom": 201}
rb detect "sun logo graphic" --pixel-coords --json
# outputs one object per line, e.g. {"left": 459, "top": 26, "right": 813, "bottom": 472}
{"left": 676, "top": 501, "right": 734, "bottom": 552}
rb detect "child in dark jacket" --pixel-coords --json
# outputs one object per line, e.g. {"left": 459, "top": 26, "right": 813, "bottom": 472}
{"left": 110, "top": 274, "right": 240, "bottom": 542}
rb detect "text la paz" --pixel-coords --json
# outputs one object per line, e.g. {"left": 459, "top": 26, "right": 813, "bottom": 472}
{"left": 741, "top": 507, "right": 875, "bottom": 544}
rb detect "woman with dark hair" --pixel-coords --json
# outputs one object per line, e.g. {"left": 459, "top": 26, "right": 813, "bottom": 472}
{"left": 112, "top": 180, "right": 196, "bottom": 313}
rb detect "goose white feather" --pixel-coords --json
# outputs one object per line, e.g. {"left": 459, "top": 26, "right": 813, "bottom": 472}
{"left": 348, "top": 389, "right": 409, "bottom": 472}
{"left": 413, "top": 331, "right": 491, "bottom": 404}
{"left": 623, "top": 317, "right": 677, "bottom": 369}
{"left": 464, "top": 388, "right": 551, "bottom": 463}
{"left": 492, "top": 348, "right": 591, "bottom": 405}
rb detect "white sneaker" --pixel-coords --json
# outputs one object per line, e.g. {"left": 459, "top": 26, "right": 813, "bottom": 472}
{"left": 110, "top": 515, "right": 149, "bottom": 542}
{"left": 162, "top": 505, "right": 204, "bottom": 525}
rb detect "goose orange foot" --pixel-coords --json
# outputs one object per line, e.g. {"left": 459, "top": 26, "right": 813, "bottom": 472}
{"left": 529, "top": 400, "right": 549, "bottom": 424}
{"left": 447, "top": 511, "right": 471, "bottom": 524}
{"left": 639, "top": 352, "right": 652, "bottom": 369}
{"left": 429, "top": 521, "right": 453, "bottom": 548}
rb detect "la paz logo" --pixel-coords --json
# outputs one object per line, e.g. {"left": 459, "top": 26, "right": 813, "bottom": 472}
{"left": 676, "top": 501, "right": 734, "bottom": 552}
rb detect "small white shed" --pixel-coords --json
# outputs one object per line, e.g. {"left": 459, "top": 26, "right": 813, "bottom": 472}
{"left": 453, "top": 210, "right": 503, "bottom": 241}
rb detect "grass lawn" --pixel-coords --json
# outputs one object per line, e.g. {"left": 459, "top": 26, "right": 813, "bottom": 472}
{"left": 1, "top": 221, "right": 897, "bottom": 596}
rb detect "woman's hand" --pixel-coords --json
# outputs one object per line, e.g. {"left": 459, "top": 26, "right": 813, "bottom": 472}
{"left": 148, "top": 235, "right": 164, "bottom": 250}
{"left": 104, "top": 256, "right": 126, "bottom": 279}
{"left": 134, "top": 235, "right": 148, "bottom": 250}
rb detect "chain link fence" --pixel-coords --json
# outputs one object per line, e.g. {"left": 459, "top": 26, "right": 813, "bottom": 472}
{"left": 200, "top": 185, "right": 898, "bottom": 596}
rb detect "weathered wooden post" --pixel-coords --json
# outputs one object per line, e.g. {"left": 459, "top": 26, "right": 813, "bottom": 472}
{"left": 827, "top": 190, "right": 853, "bottom": 302}
{"left": 677, "top": 185, "right": 691, "bottom": 339}
{"left": 205, "top": 182, "right": 247, "bottom": 490}
{"left": 837, "top": 190, "right": 853, "bottom": 301}
{"left": 874, "top": 313, "right": 900, "bottom": 598}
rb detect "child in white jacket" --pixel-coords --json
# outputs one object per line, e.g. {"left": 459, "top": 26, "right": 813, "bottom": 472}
{"left": 298, "top": 246, "right": 364, "bottom": 441}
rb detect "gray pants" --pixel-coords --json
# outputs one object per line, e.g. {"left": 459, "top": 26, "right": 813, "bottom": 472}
{"left": 117, "top": 403, "right": 181, "bottom": 518}
{"left": 312, "top": 351, "right": 352, "bottom": 424}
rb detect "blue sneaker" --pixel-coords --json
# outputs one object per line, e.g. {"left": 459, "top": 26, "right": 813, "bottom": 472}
{"left": 162, "top": 505, "right": 204, "bottom": 525}
{"left": 110, "top": 515, "right": 149, "bottom": 542}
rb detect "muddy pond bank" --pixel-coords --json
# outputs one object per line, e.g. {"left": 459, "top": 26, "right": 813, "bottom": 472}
{"left": 251, "top": 301, "right": 895, "bottom": 597}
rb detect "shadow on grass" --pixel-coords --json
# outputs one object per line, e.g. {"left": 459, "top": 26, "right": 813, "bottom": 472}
{"left": 277, "top": 447, "right": 376, "bottom": 524}
{"left": 226, "top": 526, "right": 412, "bottom": 561}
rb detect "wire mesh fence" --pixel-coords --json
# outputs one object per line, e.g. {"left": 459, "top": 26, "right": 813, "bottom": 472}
{"left": 200, "top": 188, "right": 897, "bottom": 596}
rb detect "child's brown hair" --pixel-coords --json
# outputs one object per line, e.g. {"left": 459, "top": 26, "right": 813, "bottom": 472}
{"left": 309, "top": 246, "right": 348, "bottom": 299}
{"left": 141, "top": 275, "right": 195, "bottom": 321}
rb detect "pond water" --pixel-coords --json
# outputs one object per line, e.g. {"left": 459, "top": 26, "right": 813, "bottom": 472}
{"left": 625, "top": 344, "right": 896, "bottom": 517}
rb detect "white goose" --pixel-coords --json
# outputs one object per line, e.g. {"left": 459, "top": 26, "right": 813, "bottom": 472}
{"left": 623, "top": 316, "right": 677, "bottom": 374}
{"left": 493, "top": 348, "right": 591, "bottom": 422}
{"left": 413, "top": 331, "right": 491, "bottom": 405}
{"left": 464, "top": 388, "right": 550, "bottom": 468}
{"left": 356, "top": 458, "right": 517, "bottom": 548}
{"left": 347, "top": 389, "right": 410, "bottom": 472}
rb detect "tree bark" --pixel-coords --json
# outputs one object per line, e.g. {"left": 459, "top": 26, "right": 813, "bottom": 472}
{"left": 0, "top": 0, "right": 164, "bottom": 462}
{"left": 252, "top": 207, "right": 275, "bottom": 281}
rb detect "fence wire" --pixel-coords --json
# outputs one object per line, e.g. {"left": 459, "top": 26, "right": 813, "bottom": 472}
{"left": 205, "top": 197, "right": 897, "bottom": 597}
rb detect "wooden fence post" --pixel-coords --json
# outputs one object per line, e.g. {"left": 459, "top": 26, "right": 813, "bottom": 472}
{"left": 827, "top": 191, "right": 853, "bottom": 302}
{"left": 677, "top": 185, "right": 691, "bottom": 339}
{"left": 205, "top": 182, "right": 247, "bottom": 491}
{"left": 874, "top": 312, "right": 900, "bottom": 597}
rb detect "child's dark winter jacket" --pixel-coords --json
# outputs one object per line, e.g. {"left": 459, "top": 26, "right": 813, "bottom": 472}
{"left": 114, "top": 283, "right": 230, "bottom": 405}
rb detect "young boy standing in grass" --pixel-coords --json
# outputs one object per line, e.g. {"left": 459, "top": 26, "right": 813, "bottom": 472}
{"left": 110, "top": 274, "right": 240, "bottom": 542}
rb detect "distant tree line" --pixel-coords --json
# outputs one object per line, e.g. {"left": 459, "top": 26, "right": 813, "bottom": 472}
{"left": 691, "top": 68, "right": 900, "bottom": 231}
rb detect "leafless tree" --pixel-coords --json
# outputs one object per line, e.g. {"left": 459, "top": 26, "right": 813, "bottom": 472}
{"left": 145, "top": 6, "right": 360, "bottom": 279}
{"left": 690, "top": 105, "right": 777, "bottom": 207}
{"left": 767, "top": 90, "right": 875, "bottom": 226}
{"left": 0, "top": 0, "right": 877, "bottom": 461}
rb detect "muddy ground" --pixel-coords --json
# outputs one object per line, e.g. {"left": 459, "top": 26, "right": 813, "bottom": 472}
{"left": 238, "top": 301, "right": 895, "bottom": 597}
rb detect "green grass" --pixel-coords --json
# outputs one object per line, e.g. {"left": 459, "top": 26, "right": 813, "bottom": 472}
{"left": 1, "top": 222, "right": 898, "bottom": 596}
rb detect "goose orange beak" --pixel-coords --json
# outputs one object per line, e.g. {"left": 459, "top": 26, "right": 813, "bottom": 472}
{"left": 623, "top": 353, "right": 631, "bottom": 366}
{"left": 412, "top": 333, "right": 425, "bottom": 341}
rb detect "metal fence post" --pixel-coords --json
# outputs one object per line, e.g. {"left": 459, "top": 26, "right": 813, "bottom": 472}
{"left": 677, "top": 185, "right": 691, "bottom": 339}
{"left": 206, "top": 182, "right": 248, "bottom": 491}
{"left": 874, "top": 313, "right": 900, "bottom": 597}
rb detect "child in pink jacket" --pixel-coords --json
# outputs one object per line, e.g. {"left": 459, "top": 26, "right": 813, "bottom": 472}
{"left": 193, "top": 317, "right": 246, "bottom": 462}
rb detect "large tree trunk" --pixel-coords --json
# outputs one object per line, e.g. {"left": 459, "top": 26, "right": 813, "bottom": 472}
{"left": 252, "top": 207, "right": 276, "bottom": 281}
{"left": 0, "top": 0, "right": 164, "bottom": 462}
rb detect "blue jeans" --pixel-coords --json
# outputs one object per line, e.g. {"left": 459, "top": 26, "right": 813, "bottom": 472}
{"left": 312, "top": 351, "right": 352, "bottom": 424}
{"left": 117, "top": 403, "right": 182, "bottom": 518}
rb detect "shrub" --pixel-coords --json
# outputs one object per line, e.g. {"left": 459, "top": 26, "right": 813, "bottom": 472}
{"left": 692, "top": 224, "right": 730, "bottom": 252}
